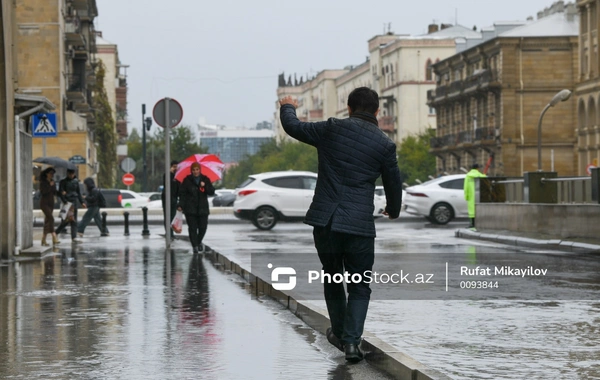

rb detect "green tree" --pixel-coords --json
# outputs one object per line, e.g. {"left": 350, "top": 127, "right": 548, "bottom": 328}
{"left": 222, "top": 139, "right": 317, "bottom": 188}
{"left": 92, "top": 61, "right": 118, "bottom": 188}
{"left": 397, "top": 129, "right": 437, "bottom": 185}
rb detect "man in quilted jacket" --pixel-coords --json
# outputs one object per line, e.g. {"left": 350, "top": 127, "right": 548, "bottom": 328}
{"left": 280, "top": 87, "right": 403, "bottom": 362}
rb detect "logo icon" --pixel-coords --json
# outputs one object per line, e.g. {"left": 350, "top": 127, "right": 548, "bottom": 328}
{"left": 269, "top": 263, "right": 297, "bottom": 291}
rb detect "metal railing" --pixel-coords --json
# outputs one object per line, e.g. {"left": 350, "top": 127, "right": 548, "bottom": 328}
{"left": 541, "top": 177, "right": 592, "bottom": 203}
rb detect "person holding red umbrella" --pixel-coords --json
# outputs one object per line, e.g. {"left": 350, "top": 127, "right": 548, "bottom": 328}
{"left": 177, "top": 162, "right": 215, "bottom": 253}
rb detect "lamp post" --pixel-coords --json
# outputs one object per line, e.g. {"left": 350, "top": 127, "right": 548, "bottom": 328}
{"left": 141, "top": 104, "right": 153, "bottom": 192}
{"left": 537, "top": 89, "right": 571, "bottom": 171}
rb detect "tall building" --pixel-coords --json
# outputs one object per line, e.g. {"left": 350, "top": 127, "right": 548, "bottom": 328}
{"left": 16, "top": 0, "right": 99, "bottom": 178}
{"left": 576, "top": 0, "right": 600, "bottom": 175}
{"left": 429, "top": 1, "right": 579, "bottom": 176}
{"left": 197, "top": 123, "right": 274, "bottom": 167}
{"left": 275, "top": 25, "right": 480, "bottom": 145}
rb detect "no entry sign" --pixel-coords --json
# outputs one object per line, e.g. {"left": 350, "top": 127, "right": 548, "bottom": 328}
{"left": 122, "top": 173, "right": 135, "bottom": 186}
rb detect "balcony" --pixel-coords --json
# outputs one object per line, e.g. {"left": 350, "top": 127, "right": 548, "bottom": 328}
{"left": 457, "top": 131, "right": 473, "bottom": 144}
{"left": 475, "top": 127, "right": 496, "bottom": 141}
{"left": 309, "top": 109, "right": 323, "bottom": 119}
{"left": 427, "top": 89, "right": 435, "bottom": 102}
{"left": 449, "top": 80, "right": 463, "bottom": 94}
{"left": 378, "top": 116, "right": 396, "bottom": 133}
{"left": 443, "top": 134, "right": 457, "bottom": 146}
{"left": 430, "top": 137, "right": 444, "bottom": 148}
{"left": 64, "top": 17, "right": 84, "bottom": 45}
{"left": 66, "top": 74, "right": 86, "bottom": 102}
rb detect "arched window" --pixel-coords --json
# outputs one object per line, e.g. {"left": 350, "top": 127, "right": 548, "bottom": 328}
{"left": 425, "top": 59, "right": 433, "bottom": 81}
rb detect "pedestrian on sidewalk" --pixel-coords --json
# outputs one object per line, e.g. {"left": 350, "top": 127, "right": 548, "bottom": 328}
{"left": 77, "top": 177, "right": 109, "bottom": 237}
{"left": 464, "top": 163, "right": 487, "bottom": 230}
{"left": 55, "top": 169, "right": 86, "bottom": 243}
{"left": 162, "top": 160, "right": 180, "bottom": 238}
{"left": 39, "top": 167, "right": 60, "bottom": 246}
{"left": 177, "top": 162, "right": 215, "bottom": 254}
{"left": 279, "top": 87, "right": 403, "bottom": 363}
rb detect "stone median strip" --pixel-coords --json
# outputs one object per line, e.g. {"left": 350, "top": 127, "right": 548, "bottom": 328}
{"left": 455, "top": 229, "right": 600, "bottom": 254}
{"left": 199, "top": 240, "right": 452, "bottom": 380}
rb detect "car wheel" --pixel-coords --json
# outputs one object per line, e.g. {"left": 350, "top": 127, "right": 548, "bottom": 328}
{"left": 252, "top": 206, "right": 278, "bottom": 230}
{"left": 225, "top": 200, "right": 234, "bottom": 207}
{"left": 430, "top": 203, "right": 453, "bottom": 225}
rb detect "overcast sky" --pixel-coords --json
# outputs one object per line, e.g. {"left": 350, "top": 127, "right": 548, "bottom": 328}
{"left": 96, "top": 0, "right": 562, "bottom": 132}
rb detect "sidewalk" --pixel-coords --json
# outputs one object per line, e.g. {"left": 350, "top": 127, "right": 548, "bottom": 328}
{"left": 455, "top": 228, "right": 600, "bottom": 254}
{"left": 4, "top": 226, "right": 398, "bottom": 380}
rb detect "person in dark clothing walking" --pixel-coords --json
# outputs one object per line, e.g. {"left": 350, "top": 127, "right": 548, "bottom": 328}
{"left": 55, "top": 169, "right": 86, "bottom": 242}
{"left": 77, "top": 177, "right": 109, "bottom": 236}
{"left": 279, "top": 87, "right": 403, "bottom": 363}
{"left": 162, "top": 160, "right": 180, "bottom": 237}
{"left": 177, "top": 162, "right": 215, "bottom": 254}
{"left": 39, "top": 167, "right": 60, "bottom": 246}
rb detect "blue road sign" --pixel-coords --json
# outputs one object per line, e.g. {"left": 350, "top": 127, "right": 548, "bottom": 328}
{"left": 32, "top": 113, "right": 57, "bottom": 137}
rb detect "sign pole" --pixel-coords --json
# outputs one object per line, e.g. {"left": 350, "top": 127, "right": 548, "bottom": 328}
{"left": 43, "top": 138, "right": 46, "bottom": 157}
{"left": 165, "top": 98, "right": 171, "bottom": 248}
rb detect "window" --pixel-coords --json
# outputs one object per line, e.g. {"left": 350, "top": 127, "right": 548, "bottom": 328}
{"left": 122, "top": 192, "right": 134, "bottom": 199}
{"left": 238, "top": 178, "right": 255, "bottom": 188}
{"left": 429, "top": 107, "right": 436, "bottom": 115}
{"left": 439, "top": 179, "right": 464, "bottom": 190}
{"left": 263, "top": 176, "right": 303, "bottom": 189}
{"left": 426, "top": 59, "right": 433, "bottom": 81}
{"left": 302, "top": 176, "right": 317, "bottom": 190}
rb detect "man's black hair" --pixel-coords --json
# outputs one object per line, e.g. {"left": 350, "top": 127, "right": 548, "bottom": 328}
{"left": 170, "top": 160, "right": 179, "bottom": 166}
{"left": 67, "top": 168, "right": 75, "bottom": 174}
{"left": 471, "top": 163, "right": 480, "bottom": 169}
{"left": 347, "top": 87, "right": 379, "bottom": 114}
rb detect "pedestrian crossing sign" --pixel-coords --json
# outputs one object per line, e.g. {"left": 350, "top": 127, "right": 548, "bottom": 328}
{"left": 32, "top": 113, "right": 57, "bottom": 137}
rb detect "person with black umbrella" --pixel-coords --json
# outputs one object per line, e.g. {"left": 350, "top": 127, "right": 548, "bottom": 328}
{"left": 55, "top": 168, "right": 86, "bottom": 242}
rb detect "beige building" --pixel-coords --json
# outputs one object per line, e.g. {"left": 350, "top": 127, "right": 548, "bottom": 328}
{"left": 275, "top": 25, "right": 480, "bottom": 145}
{"left": 16, "top": 0, "right": 98, "bottom": 178}
{"left": 576, "top": 0, "right": 600, "bottom": 174}
{"left": 429, "top": 2, "right": 579, "bottom": 177}
{"left": 96, "top": 32, "right": 128, "bottom": 160}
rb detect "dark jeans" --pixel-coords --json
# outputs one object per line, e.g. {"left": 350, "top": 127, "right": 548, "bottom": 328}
{"left": 77, "top": 206, "right": 108, "bottom": 234}
{"left": 184, "top": 213, "right": 208, "bottom": 249}
{"left": 313, "top": 223, "right": 374, "bottom": 346}
{"left": 55, "top": 205, "right": 79, "bottom": 239}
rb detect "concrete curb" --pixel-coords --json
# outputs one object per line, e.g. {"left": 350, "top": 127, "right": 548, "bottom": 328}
{"left": 455, "top": 229, "right": 600, "bottom": 254}
{"left": 200, "top": 241, "right": 452, "bottom": 380}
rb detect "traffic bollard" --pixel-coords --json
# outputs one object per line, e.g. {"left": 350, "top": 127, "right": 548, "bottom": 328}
{"left": 101, "top": 212, "right": 109, "bottom": 236}
{"left": 123, "top": 212, "right": 130, "bottom": 236}
{"left": 141, "top": 207, "right": 150, "bottom": 236}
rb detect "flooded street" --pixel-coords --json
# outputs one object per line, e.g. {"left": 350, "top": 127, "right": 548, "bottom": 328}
{"left": 0, "top": 234, "right": 392, "bottom": 379}
{"left": 204, "top": 218, "right": 600, "bottom": 379}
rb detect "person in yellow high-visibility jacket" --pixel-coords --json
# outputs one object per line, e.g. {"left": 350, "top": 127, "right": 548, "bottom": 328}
{"left": 464, "top": 163, "right": 487, "bottom": 229}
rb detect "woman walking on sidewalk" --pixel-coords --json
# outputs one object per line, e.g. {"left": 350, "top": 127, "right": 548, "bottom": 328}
{"left": 39, "top": 167, "right": 60, "bottom": 246}
{"left": 177, "top": 162, "right": 215, "bottom": 254}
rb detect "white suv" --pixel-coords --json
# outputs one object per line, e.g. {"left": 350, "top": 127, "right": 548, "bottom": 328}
{"left": 233, "top": 171, "right": 386, "bottom": 230}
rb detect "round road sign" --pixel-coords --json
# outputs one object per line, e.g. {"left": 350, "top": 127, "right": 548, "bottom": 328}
{"left": 153, "top": 98, "right": 183, "bottom": 128}
{"left": 120, "top": 157, "right": 136, "bottom": 173}
{"left": 122, "top": 173, "right": 135, "bottom": 186}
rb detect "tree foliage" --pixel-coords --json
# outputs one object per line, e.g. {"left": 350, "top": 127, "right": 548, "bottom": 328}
{"left": 92, "top": 61, "right": 118, "bottom": 188}
{"left": 125, "top": 125, "right": 208, "bottom": 192}
{"left": 397, "top": 129, "right": 437, "bottom": 185}
{"left": 222, "top": 139, "right": 318, "bottom": 188}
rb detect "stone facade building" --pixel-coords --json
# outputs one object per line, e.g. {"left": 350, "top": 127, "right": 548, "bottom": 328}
{"left": 275, "top": 25, "right": 480, "bottom": 145}
{"left": 429, "top": 2, "right": 579, "bottom": 176}
{"left": 16, "top": 0, "right": 98, "bottom": 178}
{"left": 576, "top": 0, "right": 600, "bottom": 174}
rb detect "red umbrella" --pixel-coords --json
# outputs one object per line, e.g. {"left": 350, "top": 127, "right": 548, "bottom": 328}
{"left": 175, "top": 154, "right": 224, "bottom": 183}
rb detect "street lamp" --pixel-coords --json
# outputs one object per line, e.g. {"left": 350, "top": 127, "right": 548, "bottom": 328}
{"left": 142, "top": 104, "right": 153, "bottom": 192}
{"left": 537, "top": 89, "right": 571, "bottom": 171}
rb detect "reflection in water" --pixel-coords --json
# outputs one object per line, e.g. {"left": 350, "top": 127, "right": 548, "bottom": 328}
{"left": 0, "top": 242, "right": 340, "bottom": 379}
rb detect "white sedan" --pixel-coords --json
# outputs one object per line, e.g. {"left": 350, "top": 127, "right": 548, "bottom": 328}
{"left": 120, "top": 190, "right": 151, "bottom": 208}
{"left": 402, "top": 174, "right": 467, "bottom": 224}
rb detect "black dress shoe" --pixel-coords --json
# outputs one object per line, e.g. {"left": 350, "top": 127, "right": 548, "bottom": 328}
{"left": 344, "top": 343, "right": 364, "bottom": 363}
{"left": 326, "top": 328, "right": 344, "bottom": 352}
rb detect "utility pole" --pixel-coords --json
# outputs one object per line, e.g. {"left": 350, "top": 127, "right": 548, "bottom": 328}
{"left": 142, "top": 105, "right": 153, "bottom": 192}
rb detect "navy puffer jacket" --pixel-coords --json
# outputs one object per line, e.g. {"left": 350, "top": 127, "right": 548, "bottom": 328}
{"left": 280, "top": 104, "right": 403, "bottom": 237}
